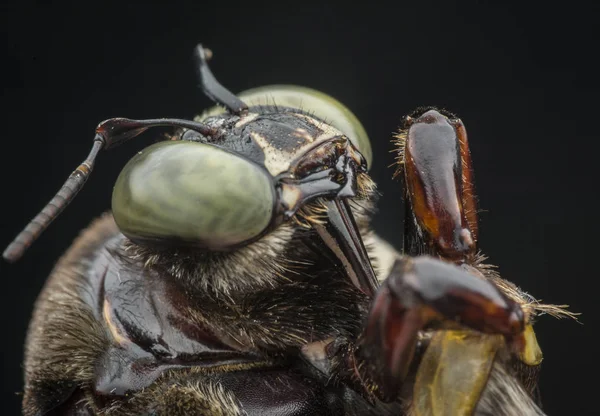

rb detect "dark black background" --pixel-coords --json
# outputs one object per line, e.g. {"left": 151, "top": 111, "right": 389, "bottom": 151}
{"left": 1, "top": 1, "right": 597, "bottom": 414}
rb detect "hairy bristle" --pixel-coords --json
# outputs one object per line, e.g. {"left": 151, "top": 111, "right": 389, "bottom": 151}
{"left": 475, "top": 360, "right": 546, "bottom": 416}
{"left": 473, "top": 252, "right": 579, "bottom": 322}
{"left": 295, "top": 198, "right": 330, "bottom": 228}
{"left": 118, "top": 224, "right": 303, "bottom": 297}
{"left": 391, "top": 130, "right": 407, "bottom": 179}
{"left": 356, "top": 172, "right": 377, "bottom": 199}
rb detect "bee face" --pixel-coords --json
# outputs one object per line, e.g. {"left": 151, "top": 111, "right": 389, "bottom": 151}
{"left": 111, "top": 85, "right": 374, "bottom": 246}
{"left": 108, "top": 87, "right": 380, "bottom": 297}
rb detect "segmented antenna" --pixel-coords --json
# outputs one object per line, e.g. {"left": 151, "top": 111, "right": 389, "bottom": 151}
{"left": 2, "top": 138, "right": 103, "bottom": 263}
{"left": 194, "top": 44, "right": 248, "bottom": 115}
{"left": 2, "top": 117, "right": 217, "bottom": 263}
{"left": 4, "top": 43, "right": 235, "bottom": 263}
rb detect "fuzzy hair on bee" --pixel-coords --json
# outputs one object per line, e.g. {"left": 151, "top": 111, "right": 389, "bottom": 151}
{"left": 7, "top": 45, "right": 577, "bottom": 416}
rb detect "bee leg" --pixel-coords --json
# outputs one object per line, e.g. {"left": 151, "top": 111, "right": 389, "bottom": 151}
{"left": 394, "top": 109, "right": 478, "bottom": 262}
{"left": 343, "top": 255, "right": 525, "bottom": 402}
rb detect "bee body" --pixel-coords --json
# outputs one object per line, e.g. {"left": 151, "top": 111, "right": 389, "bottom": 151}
{"left": 7, "top": 46, "right": 573, "bottom": 416}
{"left": 24, "top": 212, "right": 403, "bottom": 415}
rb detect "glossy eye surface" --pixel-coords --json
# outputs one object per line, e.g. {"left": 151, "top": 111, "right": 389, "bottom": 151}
{"left": 199, "top": 85, "right": 373, "bottom": 168}
{"left": 112, "top": 141, "right": 275, "bottom": 249}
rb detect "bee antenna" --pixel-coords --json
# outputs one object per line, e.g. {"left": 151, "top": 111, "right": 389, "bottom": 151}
{"left": 193, "top": 44, "right": 248, "bottom": 115}
{"left": 2, "top": 117, "right": 217, "bottom": 263}
{"left": 2, "top": 138, "right": 104, "bottom": 263}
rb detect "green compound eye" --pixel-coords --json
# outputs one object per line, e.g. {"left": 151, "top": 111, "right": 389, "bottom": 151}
{"left": 198, "top": 85, "right": 373, "bottom": 169}
{"left": 112, "top": 141, "right": 275, "bottom": 249}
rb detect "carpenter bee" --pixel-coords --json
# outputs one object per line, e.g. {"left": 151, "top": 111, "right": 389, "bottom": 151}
{"left": 4, "top": 45, "right": 575, "bottom": 415}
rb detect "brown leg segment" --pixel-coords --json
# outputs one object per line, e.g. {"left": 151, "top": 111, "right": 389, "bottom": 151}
{"left": 351, "top": 256, "right": 524, "bottom": 402}
{"left": 397, "top": 108, "right": 479, "bottom": 263}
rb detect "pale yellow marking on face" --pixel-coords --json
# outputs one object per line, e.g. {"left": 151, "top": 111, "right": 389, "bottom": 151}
{"left": 250, "top": 132, "right": 294, "bottom": 176}
{"left": 251, "top": 115, "right": 346, "bottom": 176}
{"left": 314, "top": 130, "right": 339, "bottom": 143}
{"left": 293, "top": 128, "right": 314, "bottom": 143}
{"left": 296, "top": 113, "right": 344, "bottom": 144}
{"left": 279, "top": 183, "right": 303, "bottom": 211}
{"left": 235, "top": 112, "right": 259, "bottom": 128}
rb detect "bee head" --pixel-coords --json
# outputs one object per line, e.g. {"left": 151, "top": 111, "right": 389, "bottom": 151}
{"left": 113, "top": 86, "right": 379, "bottom": 296}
